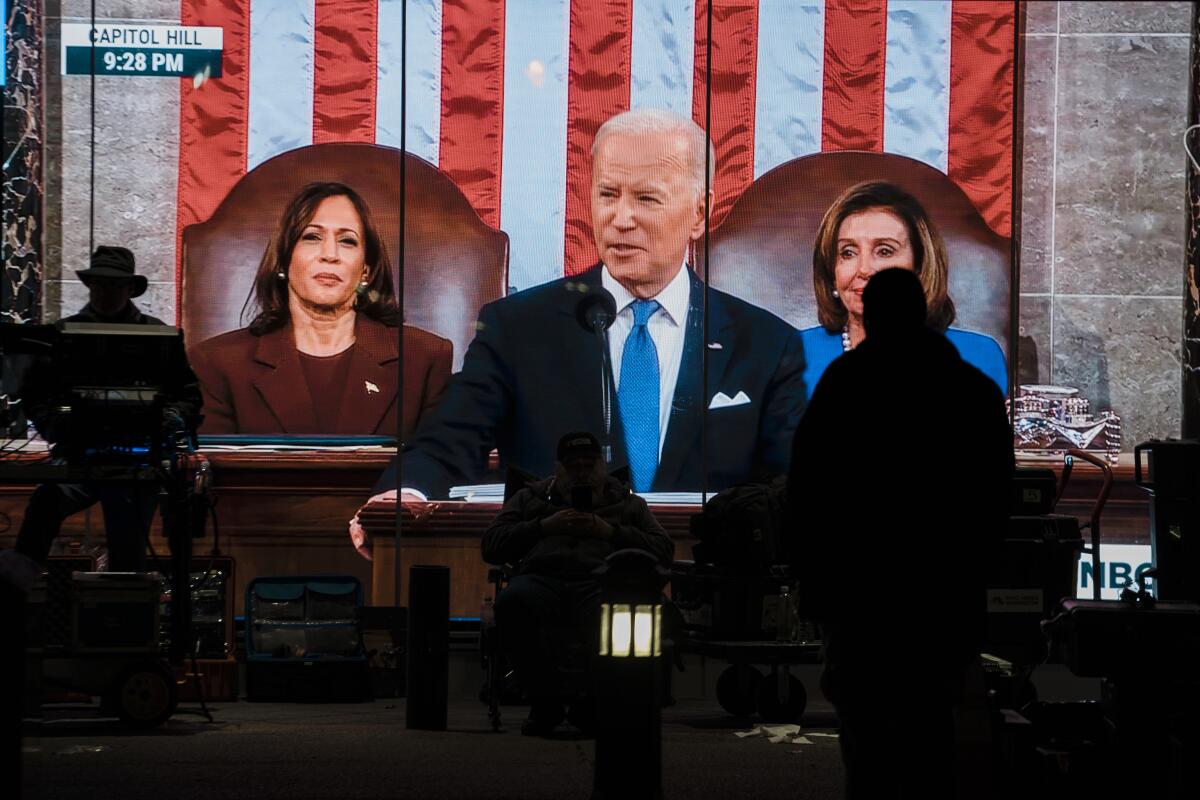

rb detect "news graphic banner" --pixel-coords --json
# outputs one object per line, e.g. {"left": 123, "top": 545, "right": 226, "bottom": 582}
{"left": 1076, "top": 543, "right": 1154, "bottom": 601}
{"left": 62, "top": 23, "right": 222, "bottom": 77}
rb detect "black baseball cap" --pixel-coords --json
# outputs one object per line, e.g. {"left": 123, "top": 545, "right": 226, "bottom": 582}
{"left": 557, "top": 431, "right": 602, "bottom": 462}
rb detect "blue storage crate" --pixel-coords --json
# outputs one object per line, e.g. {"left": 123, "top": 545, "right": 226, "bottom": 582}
{"left": 244, "top": 575, "right": 370, "bottom": 702}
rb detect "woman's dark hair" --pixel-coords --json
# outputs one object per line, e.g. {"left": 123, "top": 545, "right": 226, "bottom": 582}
{"left": 244, "top": 181, "right": 399, "bottom": 335}
{"left": 812, "top": 180, "right": 956, "bottom": 333}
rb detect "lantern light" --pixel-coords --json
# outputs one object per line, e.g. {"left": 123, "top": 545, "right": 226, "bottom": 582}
{"left": 599, "top": 602, "right": 662, "bottom": 659}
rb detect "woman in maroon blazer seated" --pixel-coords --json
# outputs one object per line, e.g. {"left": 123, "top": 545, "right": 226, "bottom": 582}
{"left": 189, "top": 181, "right": 452, "bottom": 438}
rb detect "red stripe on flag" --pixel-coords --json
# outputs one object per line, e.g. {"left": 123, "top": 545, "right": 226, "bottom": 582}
{"left": 820, "top": 0, "right": 887, "bottom": 152}
{"left": 692, "top": 0, "right": 759, "bottom": 229}
{"left": 948, "top": 1, "right": 1015, "bottom": 238}
{"left": 313, "top": 0, "right": 378, "bottom": 143}
{"left": 177, "top": 0, "right": 252, "bottom": 321}
{"left": 439, "top": 0, "right": 506, "bottom": 229}
{"left": 563, "top": 0, "right": 633, "bottom": 275}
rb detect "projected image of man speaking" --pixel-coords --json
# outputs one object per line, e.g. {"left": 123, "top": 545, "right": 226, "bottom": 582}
{"left": 381, "top": 108, "right": 807, "bottom": 501}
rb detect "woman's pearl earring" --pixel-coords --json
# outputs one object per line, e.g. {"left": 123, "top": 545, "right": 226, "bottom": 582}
{"left": 277, "top": 271, "right": 286, "bottom": 280}
{"left": 832, "top": 289, "right": 839, "bottom": 298}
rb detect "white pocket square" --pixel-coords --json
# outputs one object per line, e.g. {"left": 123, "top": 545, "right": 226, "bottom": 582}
{"left": 708, "top": 390, "right": 751, "bottom": 410}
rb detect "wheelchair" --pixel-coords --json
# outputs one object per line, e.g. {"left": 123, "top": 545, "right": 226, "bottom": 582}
{"left": 479, "top": 565, "right": 685, "bottom": 733}
{"left": 479, "top": 564, "right": 597, "bottom": 733}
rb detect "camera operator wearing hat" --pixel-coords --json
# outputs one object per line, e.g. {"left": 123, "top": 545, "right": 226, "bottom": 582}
{"left": 482, "top": 431, "right": 673, "bottom": 736}
{"left": 13, "top": 246, "right": 202, "bottom": 572}
{"left": 69, "top": 245, "right": 158, "bottom": 324}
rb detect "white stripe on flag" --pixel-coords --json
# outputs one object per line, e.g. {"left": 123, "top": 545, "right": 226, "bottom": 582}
{"left": 753, "top": 1, "right": 825, "bottom": 178}
{"left": 499, "top": 0, "right": 571, "bottom": 292}
{"left": 630, "top": 0, "right": 695, "bottom": 116}
{"left": 883, "top": 0, "right": 952, "bottom": 172}
{"left": 390, "top": 0, "right": 442, "bottom": 164}
{"left": 375, "top": 0, "right": 404, "bottom": 149}
{"left": 247, "top": 0, "right": 315, "bottom": 170}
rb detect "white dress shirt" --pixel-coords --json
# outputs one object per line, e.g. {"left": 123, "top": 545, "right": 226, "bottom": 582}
{"left": 602, "top": 262, "right": 691, "bottom": 460}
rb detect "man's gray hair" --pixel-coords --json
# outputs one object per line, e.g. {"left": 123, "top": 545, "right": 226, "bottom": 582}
{"left": 591, "top": 108, "right": 717, "bottom": 200}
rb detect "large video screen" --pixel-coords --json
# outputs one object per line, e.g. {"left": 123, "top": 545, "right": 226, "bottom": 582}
{"left": 50, "top": 1, "right": 1018, "bottom": 499}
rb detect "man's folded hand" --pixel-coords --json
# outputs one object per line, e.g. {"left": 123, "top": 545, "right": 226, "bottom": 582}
{"left": 347, "top": 489, "right": 398, "bottom": 561}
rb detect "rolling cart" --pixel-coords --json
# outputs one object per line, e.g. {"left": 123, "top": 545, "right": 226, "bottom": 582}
{"left": 670, "top": 563, "right": 821, "bottom": 722}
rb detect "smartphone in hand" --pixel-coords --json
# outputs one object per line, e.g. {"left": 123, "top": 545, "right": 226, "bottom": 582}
{"left": 570, "top": 484, "right": 594, "bottom": 512}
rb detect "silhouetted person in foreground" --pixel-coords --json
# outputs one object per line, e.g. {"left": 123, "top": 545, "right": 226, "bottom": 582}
{"left": 787, "top": 268, "right": 1013, "bottom": 799}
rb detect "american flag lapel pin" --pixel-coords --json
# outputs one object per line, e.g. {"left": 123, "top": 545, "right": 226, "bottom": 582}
{"left": 365, "top": 381, "right": 380, "bottom": 395}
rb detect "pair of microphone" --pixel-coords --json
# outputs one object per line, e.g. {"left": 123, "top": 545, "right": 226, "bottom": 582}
{"left": 573, "top": 287, "right": 619, "bottom": 463}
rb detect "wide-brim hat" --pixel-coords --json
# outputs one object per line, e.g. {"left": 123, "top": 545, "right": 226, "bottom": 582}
{"left": 76, "top": 245, "right": 148, "bottom": 297}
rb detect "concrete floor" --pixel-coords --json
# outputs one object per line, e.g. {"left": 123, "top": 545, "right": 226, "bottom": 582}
{"left": 17, "top": 651, "right": 1104, "bottom": 800}
{"left": 20, "top": 697, "right": 846, "bottom": 800}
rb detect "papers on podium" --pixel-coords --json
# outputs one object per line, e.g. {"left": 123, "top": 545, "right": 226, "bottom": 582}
{"left": 448, "top": 484, "right": 704, "bottom": 505}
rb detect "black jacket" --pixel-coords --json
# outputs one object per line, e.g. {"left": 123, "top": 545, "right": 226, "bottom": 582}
{"left": 787, "top": 328, "right": 1013, "bottom": 670}
{"left": 482, "top": 475, "right": 673, "bottom": 578}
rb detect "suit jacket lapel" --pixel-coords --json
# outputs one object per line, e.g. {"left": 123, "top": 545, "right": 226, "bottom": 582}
{"left": 656, "top": 272, "right": 735, "bottom": 490}
{"left": 335, "top": 318, "right": 398, "bottom": 435}
{"left": 252, "top": 327, "right": 317, "bottom": 433}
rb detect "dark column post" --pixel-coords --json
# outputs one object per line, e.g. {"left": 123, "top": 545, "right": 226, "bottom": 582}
{"left": 406, "top": 564, "right": 449, "bottom": 730}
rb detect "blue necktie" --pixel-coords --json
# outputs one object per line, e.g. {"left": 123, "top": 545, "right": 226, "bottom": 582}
{"left": 618, "top": 299, "right": 661, "bottom": 492}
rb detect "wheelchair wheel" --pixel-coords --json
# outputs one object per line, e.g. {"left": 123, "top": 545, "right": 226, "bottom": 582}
{"left": 756, "top": 673, "right": 806, "bottom": 723}
{"left": 107, "top": 660, "right": 178, "bottom": 730}
{"left": 715, "top": 664, "right": 762, "bottom": 717}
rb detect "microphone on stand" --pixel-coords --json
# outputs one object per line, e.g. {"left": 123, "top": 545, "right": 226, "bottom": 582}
{"left": 575, "top": 287, "right": 619, "bottom": 464}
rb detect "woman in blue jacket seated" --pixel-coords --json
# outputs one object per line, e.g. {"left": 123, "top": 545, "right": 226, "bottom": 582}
{"left": 800, "top": 180, "right": 1007, "bottom": 398}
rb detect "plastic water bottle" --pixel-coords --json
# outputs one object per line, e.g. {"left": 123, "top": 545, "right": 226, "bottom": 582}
{"left": 776, "top": 585, "right": 792, "bottom": 642}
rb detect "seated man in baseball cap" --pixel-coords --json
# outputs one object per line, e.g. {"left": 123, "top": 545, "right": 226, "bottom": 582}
{"left": 482, "top": 431, "right": 673, "bottom": 736}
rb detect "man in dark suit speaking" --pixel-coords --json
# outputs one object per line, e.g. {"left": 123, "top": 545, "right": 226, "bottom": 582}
{"left": 366, "top": 109, "right": 806, "bottom": 515}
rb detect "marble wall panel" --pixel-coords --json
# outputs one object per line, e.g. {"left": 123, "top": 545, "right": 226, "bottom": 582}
{"left": 45, "top": 3, "right": 182, "bottom": 322}
{"left": 51, "top": 279, "right": 176, "bottom": 323}
{"left": 2, "top": 0, "right": 45, "bottom": 324}
{"left": 58, "top": 72, "right": 180, "bottom": 314}
{"left": 43, "top": 17, "right": 63, "bottom": 288}
{"left": 1024, "top": 1, "right": 1059, "bottom": 36}
{"left": 1053, "top": 34, "right": 1189, "bottom": 296}
{"left": 1059, "top": 1, "right": 1193, "bottom": 35}
{"left": 1019, "top": 36, "right": 1057, "bottom": 294}
{"left": 1017, "top": 295, "right": 1052, "bottom": 386}
{"left": 1053, "top": 296, "right": 1181, "bottom": 447}
{"left": 60, "top": 1, "right": 180, "bottom": 21}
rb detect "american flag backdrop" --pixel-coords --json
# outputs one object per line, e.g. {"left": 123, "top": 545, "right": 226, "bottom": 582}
{"left": 177, "top": 0, "right": 1016, "bottom": 296}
